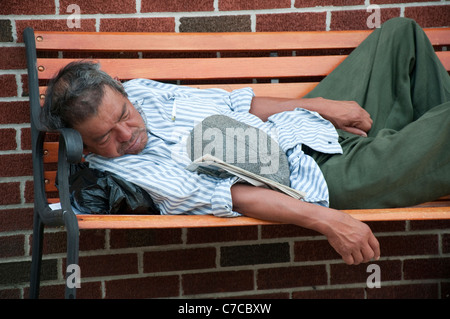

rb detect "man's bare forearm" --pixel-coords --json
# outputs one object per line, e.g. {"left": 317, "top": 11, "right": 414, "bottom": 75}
{"left": 231, "top": 182, "right": 333, "bottom": 233}
{"left": 230, "top": 183, "right": 380, "bottom": 265}
{"left": 249, "top": 96, "right": 328, "bottom": 122}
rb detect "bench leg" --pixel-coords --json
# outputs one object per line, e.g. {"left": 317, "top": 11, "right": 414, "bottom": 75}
{"left": 64, "top": 211, "right": 80, "bottom": 299}
{"left": 29, "top": 211, "right": 44, "bottom": 299}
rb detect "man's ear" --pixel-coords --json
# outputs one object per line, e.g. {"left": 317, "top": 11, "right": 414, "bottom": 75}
{"left": 82, "top": 144, "right": 91, "bottom": 155}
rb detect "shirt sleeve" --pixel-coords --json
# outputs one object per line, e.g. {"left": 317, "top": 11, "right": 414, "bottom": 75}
{"left": 146, "top": 167, "right": 242, "bottom": 218}
{"left": 86, "top": 153, "right": 242, "bottom": 217}
{"left": 228, "top": 87, "right": 255, "bottom": 113}
{"left": 173, "top": 83, "right": 255, "bottom": 114}
{"left": 125, "top": 79, "right": 255, "bottom": 114}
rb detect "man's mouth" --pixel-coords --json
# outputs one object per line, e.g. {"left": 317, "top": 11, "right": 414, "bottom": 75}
{"left": 124, "top": 132, "right": 143, "bottom": 154}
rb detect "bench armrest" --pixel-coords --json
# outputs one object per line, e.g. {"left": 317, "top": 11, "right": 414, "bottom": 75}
{"left": 56, "top": 128, "right": 83, "bottom": 220}
{"left": 25, "top": 27, "right": 63, "bottom": 226}
{"left": 25, "top": 27, "right": 84, "bottom": 226}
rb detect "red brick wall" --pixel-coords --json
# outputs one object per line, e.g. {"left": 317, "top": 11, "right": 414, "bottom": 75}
{"left": 1, "top": 0, "right": 449, "bottom": 299}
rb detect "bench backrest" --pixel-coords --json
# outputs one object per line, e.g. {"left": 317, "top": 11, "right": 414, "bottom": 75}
{"left": 27, "top": 28, "right": 450, "bottom": 202}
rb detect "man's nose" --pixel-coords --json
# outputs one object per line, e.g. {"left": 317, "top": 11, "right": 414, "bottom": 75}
{"left": 115, "top": 123, "right": 132, "bottom": 142}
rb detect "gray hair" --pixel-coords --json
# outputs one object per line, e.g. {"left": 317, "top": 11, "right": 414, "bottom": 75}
{"left": 41, "top": 60, "right": 127, "bottom": 130}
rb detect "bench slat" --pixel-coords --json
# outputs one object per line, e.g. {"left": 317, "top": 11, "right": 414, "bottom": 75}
{"left": 33, "top": 30, "right": 372, "bottom": 52}
{"left": 188, "top": 82, "right": 319, "bottom": 98}
{"left": 37, "top": 56, "right": 347, "bottom": 80}
{"left": 33, "top": 29, "right": 450, "bottom": 52}
{"left": 39, "top": 82, "right": 319, "bottom": 104}
{"left": 43, "top": 142, "right": 58, "bottom": 163}
{"left": 44, "top": 171, "right": 57, "bottom": 192}
{"left": 76, "top": 206, "right": 450, "bottom": 229}
{"left": 35, "top": 51, "right": 450, "bottom": 83}
{"left": 344, "top": 206, "right": 450, "bottom": 221}
{"left": 77, "top": 214, "right": 279, "bottom": 229}
{"left": 437, "top": 51, "right": 450, "bottom": 70}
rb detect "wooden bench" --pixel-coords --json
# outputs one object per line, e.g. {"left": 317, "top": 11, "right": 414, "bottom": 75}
{"left": 24, "top": 26, "right": 450, "bottom": 299}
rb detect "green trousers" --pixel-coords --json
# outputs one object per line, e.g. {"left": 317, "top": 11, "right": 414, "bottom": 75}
{"left": 303, "top": 18, "right": 450, "bottom": 209}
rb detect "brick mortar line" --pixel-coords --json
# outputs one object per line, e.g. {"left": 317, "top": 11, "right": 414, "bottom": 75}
{"left": 18, "top": 179, "right": 26, "bottom": 205}
{"left": 0, "top": 227, "right": 45, "bottom": 239}
{"left": 91, "top": 271, "right": 450, "bottom": 291}
{"left": 2, "top": 240, "right": 447, "bottom": 268}
{"left": 0, "top": 97, "right": 29, "bottom": 103}
{"left": 1, "top": 2, "right": 448, "bottom": 20}
{"left": 65, "top": 228, "right": 450, "bottom": 255}
{"left": 0, "top": 43, "right": 24, "bottom": 48}
{"left": 438, "top": 233, "right": 445, "bottom": 255}
{"left": 0, "top": 230, "right": 33, "bottom": 241}
{"left": 0, "top": 226, "right": 447, "bottom": 255}
{"left": 137, "top": 250, "right": 144, "bottom": 275}
{"left": 181, "top": 278, "right": 450, "bottom": 298}
{"left": 25, "top": 268, "right": 450, "bottom": 287}
{"left": 0, "top": 244, "right": 443, "bottom": 265}
{"left": 15, "top": 275, "right": 448, "bottom": 298}
{"left": 1, "top": 261, "right": 448, "bottom": 295}
{"left": 180, "top": 279, "right": 450, "bottom": 299}
{"left": 9, "top": 16, "right": 18, "bottom": 43}
{"left": 2, "top": 278, "right": 448, "bottom": 299}
{"left": 5, "top": 247, "right": 446, "bottom": 269}
{"left": 0, "top": 151, "right": 32, "bottom": 158}
{"left": 0, "top": 202, "right": 33, "bottom": 211}
{"left": 0, "top": 123, "right": 30, "bottom": 130}
{"left": 14, "top": 73, "right": 23, "bottom": 98}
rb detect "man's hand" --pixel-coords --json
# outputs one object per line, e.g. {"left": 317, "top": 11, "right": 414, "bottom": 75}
{"left": 312, "top": 98, "right": 373, "bottom": 137}
{"left": 250, "top": 96, "right": 373, "bottom": 137}
{"left": 323, "top": 210, "right": 380, "bottom": 265}
{"left": 231, "top": 184, "right": 380, "bottom": 265}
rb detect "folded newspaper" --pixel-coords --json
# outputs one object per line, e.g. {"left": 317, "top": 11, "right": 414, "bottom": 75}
{"left": 185, "top": 154, "right": 306, "bottom": 200}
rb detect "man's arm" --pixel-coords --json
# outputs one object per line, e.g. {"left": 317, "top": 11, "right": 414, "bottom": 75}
{"left": 231, "top": 183, "right": 380, "bottom": 265}
{"left": 249, "top": 96, "right": 373, "bottom": 137}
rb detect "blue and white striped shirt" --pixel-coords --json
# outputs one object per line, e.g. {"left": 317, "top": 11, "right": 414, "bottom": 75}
{"left": 85, "top": 79, "right": 342, "bottom": 217}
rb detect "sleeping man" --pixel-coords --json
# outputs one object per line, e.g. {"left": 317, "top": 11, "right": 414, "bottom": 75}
{"left": 41, "top": 18, "right": 450, "bottom": 265}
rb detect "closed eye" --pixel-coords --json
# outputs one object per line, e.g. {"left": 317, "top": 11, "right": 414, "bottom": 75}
{"left": 93, "top": 103, "right": 128, "bottom": 145}
{"left": 121, "top": 111, "right": 130, "bottom": 121}
{"left": 97, "top": 135, "right": 110, "bottom": 146}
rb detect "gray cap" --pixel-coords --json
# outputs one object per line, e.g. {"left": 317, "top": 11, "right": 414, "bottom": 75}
{"left": 187, "top": 114, "right": 290, "bottom": 186}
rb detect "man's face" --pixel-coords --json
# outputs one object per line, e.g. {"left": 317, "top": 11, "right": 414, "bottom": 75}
{"left": 74, "top": 85, "right": 148, "bottom": 158}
